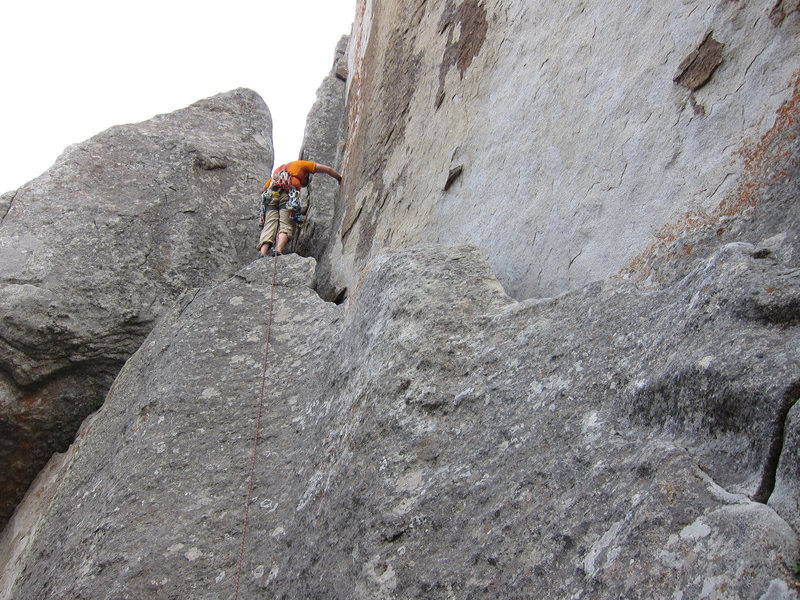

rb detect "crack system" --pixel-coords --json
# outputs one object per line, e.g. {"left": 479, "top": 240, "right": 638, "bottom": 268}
{"left": 753, "top": 380, "right": 800, "bottom": 504}
{"left": 1, "top": 190, "right": 18, "bottom": 223}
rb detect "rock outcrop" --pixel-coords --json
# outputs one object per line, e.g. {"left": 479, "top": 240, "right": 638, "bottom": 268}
{"left": 2, "top": 1, "right": 800, "bottom": 599}
{"left": 323, "top": 0, "right": 800, "bottom": 301}
{"left": 293, "top": 35, "right": 349, "bottom": 275}
{"left": 3, "top": 244, "right": 798, "bottom": 599}
{"left": 0, "top": 89, "right": 271, "bottom": 529}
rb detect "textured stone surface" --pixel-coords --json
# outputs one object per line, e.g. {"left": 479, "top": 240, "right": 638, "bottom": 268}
{"left": 326, "top": 0, "right": 800, "bottom": 300}
{"left": 2, "top": 2, "right": 800, "bottom": 598}
{"left": 626, "top": 69, "right": 800, "bottom": 288}
{"left": 0, "top": 88, "right": 272, "bottom": 529}
{"left": 771, "top": 399, "right": 800, "bottom": 535}
{"left": 0, "top": 193, "right": 12, "bottom": 221}
{"left": 292, "top": 35, "right": 349, "bottom": 273}
{"left": 3, "top": 246, "right": 798, "bottom": 599}
{"left": 1, "top": 256, "right": 340, "bottom": 599}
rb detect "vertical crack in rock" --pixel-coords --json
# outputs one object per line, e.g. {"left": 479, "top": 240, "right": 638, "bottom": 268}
{"left": 753, "top": 381, "right": 800, "bottom": 504}
{"left": 436, "top": 0, "right": 489, "bottom": 107}
{"left": 674, "top": 31, "right": 724, "bottom": 91}
{"left": 1, "top": 190, "right": 16, "bottom": 223}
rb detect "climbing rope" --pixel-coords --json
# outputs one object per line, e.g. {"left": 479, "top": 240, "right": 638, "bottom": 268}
{"left": 234, "top": 251, "right": 279, "bottom": 599}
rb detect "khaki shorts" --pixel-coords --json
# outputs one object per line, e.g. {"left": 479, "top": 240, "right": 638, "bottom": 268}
{"left": 256, "top": 190, "right": 296, "bottom": 250}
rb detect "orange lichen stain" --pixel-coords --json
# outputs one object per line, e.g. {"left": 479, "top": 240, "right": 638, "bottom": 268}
{"left": 664, "top": 483, "right": 677, "bottom": 504}
{"left": 723, "top": 69, "right": 800, "bottom": 216}
{"left": 627, "top": 69, "right": 800, "bottom": 277}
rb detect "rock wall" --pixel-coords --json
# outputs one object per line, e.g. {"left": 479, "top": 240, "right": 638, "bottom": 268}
{"left": 2, "top": 2, "right": 800, "bottom": 599}
{"left": 323, "top": 0, "right": 800, "bottom": 300}
{"left": 293, "top": 34, "right": 349, "bottom": 274}
{"left": 2, "top": 244, "right": 798, "bottom": 598}
{"left": 0, "top": 89, "right": 271, "bottom": 530}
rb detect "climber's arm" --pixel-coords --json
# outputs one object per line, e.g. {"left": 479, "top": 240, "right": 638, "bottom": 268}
{"left": 314, "top": 164, "right": 342, "bottom": 183}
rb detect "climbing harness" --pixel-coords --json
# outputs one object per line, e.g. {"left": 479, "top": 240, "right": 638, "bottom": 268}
{"left": 271, "top": 168, "right": 307, "bottom": 221}
{"left": 260, "top": 169, "right": 296, "bottom": 226}
{"left": 259, "top": 187, "right": 304, "bottom": 227}
{"left": 233, "top": 251, "right": 279, "bottom": 600}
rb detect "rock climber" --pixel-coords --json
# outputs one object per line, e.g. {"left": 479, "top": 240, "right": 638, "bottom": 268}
{"left": 257, "top": 160, "right": 342, "bottom": 256}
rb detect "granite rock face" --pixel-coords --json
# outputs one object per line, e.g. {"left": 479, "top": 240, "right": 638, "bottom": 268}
{"left": 0, "top": 88, "right": 271, "bottom": 529}
{"left": 2, "top": 1, "right": 800, "bottom": 598}
{"left": 3, "top": 246, "right": 798, "bottom": 599}
{"left": 292, "top": 35, "right": 349, "bottom": 275}
{"left": 325, "top": 0, "right": 800, "bottom": 301}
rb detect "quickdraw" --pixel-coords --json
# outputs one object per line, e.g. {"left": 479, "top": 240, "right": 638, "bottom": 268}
{"left": 285, "top": 189, "right": 302, "bottom": 213}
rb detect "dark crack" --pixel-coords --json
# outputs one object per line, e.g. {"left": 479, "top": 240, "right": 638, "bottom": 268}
{"left": 753, "top": 380, "right": 800, "bottom": 504}
{"left": 1, "top": 189, "right": 18, "bottom": 223}
{"left": 568, "top": 249, "right": 584, "bottom": 269}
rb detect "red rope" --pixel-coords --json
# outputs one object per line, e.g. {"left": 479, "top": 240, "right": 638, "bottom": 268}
{"left": 234, "top": 252, "right": 279, "bottom": 599}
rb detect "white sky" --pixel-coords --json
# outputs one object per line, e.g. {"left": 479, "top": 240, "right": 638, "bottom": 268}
{"left": 0, "top": 0, "right": 356, "bottom": 194}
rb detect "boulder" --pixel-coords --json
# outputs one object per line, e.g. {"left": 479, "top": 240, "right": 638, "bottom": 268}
{"left": 0, "top": 88, "right": 272, "bottom": 529}
{"left": 2, "top": 246, "right": 798, "bottom": 598}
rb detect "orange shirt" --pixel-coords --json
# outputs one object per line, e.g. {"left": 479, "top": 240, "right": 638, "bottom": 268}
{"left": 265, "top": 160, "right": 317, "bottom": 190}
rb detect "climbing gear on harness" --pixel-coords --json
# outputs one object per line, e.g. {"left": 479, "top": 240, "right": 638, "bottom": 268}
{"left": 285, "top": 188, "right": 301, "bottom": 213}
{"left": 234, "top": 251, "right": 279, "bottom": 599}
{"left": 259, "top": 191, "right": 273, "bottom": 226}
{"left": 260, "top": 169, "right": 294, "bottom": 227}
{"left": 259, "top": 189, "right": 305, "bottom": 227}
{"left": 259, "top": 187, "right": 302, "bottom": 227}
{"left": 260, "top": 167, "right": 307, "bottom": 227}
{"left": 271, "top": 169, "right": 294, "bottom": 192}
{"left": 286, "top": 188, "right": 303, "bottom": 222}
